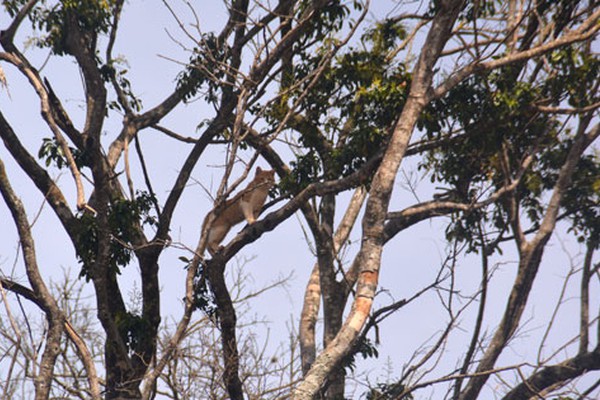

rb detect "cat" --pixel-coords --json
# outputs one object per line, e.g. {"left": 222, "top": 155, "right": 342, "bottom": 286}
{"left": 202, "top": 167, "right": 276, "bottom": 255}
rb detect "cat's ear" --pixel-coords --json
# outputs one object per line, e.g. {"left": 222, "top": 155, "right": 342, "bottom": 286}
{"left": 256, "top": 166, "right": 263, "bottom": 174}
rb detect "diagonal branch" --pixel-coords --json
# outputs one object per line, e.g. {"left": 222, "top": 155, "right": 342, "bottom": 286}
{"left": 500, "top": 350, "right": 600, "bottom": 400}
{"left": 0, "top": 110, "right": 77, "bottom": 235}
{"left": 0, "top": 52, "right": 89, "bottom": 211}
{"left": 0, "top": 0, "right": 39, "bottom": 44}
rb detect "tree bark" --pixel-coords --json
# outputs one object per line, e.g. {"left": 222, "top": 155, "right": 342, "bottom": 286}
{"left": 501, "top": 350, "right": 600, "bottom": 400}
{"left": 206, "top": 258, "right": 245, "bottom": 400}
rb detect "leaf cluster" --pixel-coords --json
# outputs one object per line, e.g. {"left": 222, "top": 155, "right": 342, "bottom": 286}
{"left": 294, "top": 1, "right": 357, "bottom": 51}
{"left": 418, "top": 44, "right": 599, "bottom": 251}
{"left": 101, "top": 61, "right": 143, "bottom": 112}
{"left": 419, "top": 71, "right": 559, "bottom": 249}
{"left": 175, "top": 256, "right": 219, "bottom": 318}
{"left": 268, "top": 18, "right": 409, "bottom": 194}
{"left": 75, "top": 191, "right": 157, "bottom": 280}
{"left": 3, "top": 0, "right": 31, "bottom": 17}
{"left": 193, "top": 271, "right": 219, "bottom": 319}
{"left": 38, "top": 137, "right": 90, "bottom": 169}
{"left": 27, "top": 0, "right": 117, "bottom": 56}
{"left": 420, "top": 72, "right": 554, "bottom": 193}
{"left": 544, "top": 47, "right": 599, "bottom": 108}
{"left": 342, "top": 336, "right": 378, "bottom": 373}
{"left": 176, "top": 32, "right": 229, "bottom": 103}
{"left": 556, "top": 149, "right": 600, "bottom": 246}
{"left": 115, "top": 310, "right": 152, "bottom": 355}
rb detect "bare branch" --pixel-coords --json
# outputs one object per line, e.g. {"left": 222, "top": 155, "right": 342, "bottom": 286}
{"left": 432, "top": 8, "right": 600, "bottom": 100}
{"left": 0, "top": 52, "right": 89, "bottom": 211}
{"left": 501, "top": 351, "right": 600, "bottom": 400}
{"left": 0, "top": 158, "right": 65, "bottom": 399}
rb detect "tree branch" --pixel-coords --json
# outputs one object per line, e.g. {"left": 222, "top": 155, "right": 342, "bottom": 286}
{"left": 0, "top": 110, "right": 77, "bottom": 235}
{"left": 501, "top": 350, "right": 600, "bottom": 400}
{"left": 0, "top": 158, "right": 65, "bottom": 400}
{"left": 432, "top": 8, "right": 600, "bottom": 100}
{"left": 0, "top": 278, "right": 102, "bottom": 400}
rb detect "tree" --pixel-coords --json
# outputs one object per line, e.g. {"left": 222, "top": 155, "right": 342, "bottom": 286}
{"left": 0, "top": 1, "right": 599, "bottom": 399}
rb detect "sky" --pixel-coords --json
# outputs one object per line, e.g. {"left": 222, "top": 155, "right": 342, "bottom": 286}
{"left": 0, "top": 1, "right": 597, "bottom": 399}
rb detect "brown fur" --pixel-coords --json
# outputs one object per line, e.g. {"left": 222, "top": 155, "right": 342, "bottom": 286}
{"left": 202, "top": 167, "right": 276, "bottom": 255}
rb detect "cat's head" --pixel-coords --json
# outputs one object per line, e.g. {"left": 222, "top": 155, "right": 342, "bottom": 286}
{"left": 254, "top": 167, "right": 275, "bottom": 183}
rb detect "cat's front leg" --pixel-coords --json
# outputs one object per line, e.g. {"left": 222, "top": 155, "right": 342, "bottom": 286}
{"left": 240, "top": 200, "right": 256, "bottom": 224}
